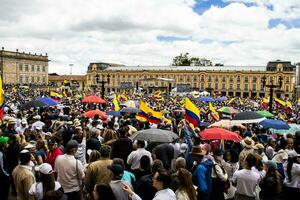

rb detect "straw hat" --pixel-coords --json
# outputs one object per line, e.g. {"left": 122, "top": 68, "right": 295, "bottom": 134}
{"left": 242, "top": 137, "right": 255, "bottom": 148}
{"left": 190, "top": 146, "right": 206, "bottom": 156}
{"left": 253, "top": 143, "right": 264, "bottom": 150}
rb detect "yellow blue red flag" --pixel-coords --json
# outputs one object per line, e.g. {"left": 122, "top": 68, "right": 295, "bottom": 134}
{"left": 112, "top": 95, "right": 120, "bottom": 111}
{"left": 136, "top": 101, "right": 163, "bottom": 124}
{"left": 184, "top": 98, "right": 201, "bottom": 127}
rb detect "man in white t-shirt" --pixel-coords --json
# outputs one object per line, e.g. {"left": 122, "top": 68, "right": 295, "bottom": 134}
{"left": 232, "top": 153, "right": 260, "bottom": 200}
{"left": 127, "top": 140, "right": 152, "bottom": 170}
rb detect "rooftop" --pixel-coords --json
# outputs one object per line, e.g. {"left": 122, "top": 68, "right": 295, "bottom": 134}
{"left": 101, "top": 65, "right": 267, "bottom": 72}
{"left": 48, "top": 74, "right": 86, "bottom": 81}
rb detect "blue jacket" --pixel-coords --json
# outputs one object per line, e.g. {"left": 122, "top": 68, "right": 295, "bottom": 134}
{"left": 192, "top": 159, "right": 213, "bottom": 193}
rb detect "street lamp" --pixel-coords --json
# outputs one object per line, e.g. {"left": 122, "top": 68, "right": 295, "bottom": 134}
{"left": 95, "top": 73, "right": 110, "bottom": 98}
{"left": 261, "top": 75, "right": 283, "bottom": 113}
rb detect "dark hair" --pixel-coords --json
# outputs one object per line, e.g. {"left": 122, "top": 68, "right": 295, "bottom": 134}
{"left": 229, "top": 149, "right": 239, "bottom": 163}
{"left": 151, "top": 159, "right": 164, "bottom": 175}
{"left": 94, "top": 184, "right": 116, "bottom": 200}
{"left": 20, "top": 152, "right": 31, "bottom": 165}
{"left": 177, "top": 168, "right": 197, "bottom": 200}
{"left": 156, "top": 169, "right": 172, "bottom": 189}
{"left": 137, "top": 140, "right": 145, "bottom": 148}
{"left": 88, "top": 150, "right": 101, "bottom": 163}
{"left": 40, "top": 173, "right": 55, "bottom": 197}
{"left": 43, "top": 190, "right": 66, "bottom": 200}
{"left": 287, "top": 156, "right": 298, "bottom": 182}
{"left": 245, "top": 153, "right": 257, "bottom": 168}
{"left": 113, "top": 158, "right": 125, "bottom": 168}
{"left": 99, "top": 145, "right": 111, "bottom": 158}
{"left": 140, "top": 155, "right": 151, "bottom": 170}
{"left": 265, "top": 165, "right": 282, "bottom": 193}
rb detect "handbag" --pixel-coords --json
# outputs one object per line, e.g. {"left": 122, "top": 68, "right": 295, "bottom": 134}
{"left": 213, "top": 164, "right": 230, "bottom": 193}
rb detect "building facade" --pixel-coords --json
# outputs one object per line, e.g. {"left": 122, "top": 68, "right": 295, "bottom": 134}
{"left": 0, "top": 48, "right": 49, "bottom": 85}
{"left": 48, "top": 74, "right": 86, "bottom": 91}
{"left": 86, "top": 61, "right": 296, "bottom": 98}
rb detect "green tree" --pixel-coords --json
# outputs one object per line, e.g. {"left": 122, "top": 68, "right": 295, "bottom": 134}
{"left": 172, "top": 53, "right": 213, "bottom": 66}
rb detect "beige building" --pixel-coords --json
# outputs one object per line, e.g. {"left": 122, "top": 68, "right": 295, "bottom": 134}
{"left": 0, "top": 47, "right": 49, "bottom": 84}
{"left": 86, "top": 61, "right": 296, "bottom": 98}
{"left": 48, "top": 73, "right": 86, "bottom": 91}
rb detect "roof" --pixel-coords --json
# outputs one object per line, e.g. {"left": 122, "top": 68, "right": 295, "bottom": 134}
{"left": 102, "top": 65, "right": 267, "bottom": 72}
{"left": 48, "top": 75, "right": 86, "bottom": 81}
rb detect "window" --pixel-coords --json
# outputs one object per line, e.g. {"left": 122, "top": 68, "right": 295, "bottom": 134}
{"left": 31, "top": 76, "right": 35, "bottom": 82}
{"left": 201, "top": 83, "right": 204, "bottom": 90}
{"left": 260, "top": 85, "right": 264, "bottom": 91}
{"left": 208, "top": 76, "right": 211, "bottom": 82}
{"left": 252, "top": 77, "right": 257, "bottom": 82}
{"left": 222, "top": 76, "right": 226, "bottom": 82}
{"left": 222, "top": 83, "right": 225, "bottom": 89}
{"left": 25, "top": 65, "right": 29, "bottom": 72}
{"left": 244, "top": 84, "right": 248, "bottom": 91}
{"left": 286, "top": 77, "right": 289, "bottom": 83}
{"left": 19, "top": 64, "right": 23, "bottom": 71}
{"left": 230, "top": 76, "right": 233, "bottom": 82}
{"left": 215, "top": 77, "right": 218, "bottom": 82}
{"left": 201, "top": 75, "right": 205, "bottom": 82}
{"left": 19, "top": 76, "right": 23, "bottom": 83}
{"left": 215, "top": 83, "right": 218, "bottom": 90}
{"left": 37, "top": 76, "right": 40, "bottom": 82}
{"left": 42, "top": 66, "right": 46, "bottom": 72}
{"left": 286, "top": 85, "right": 289, "bottom": 92}
{"left": 230, "top": 84, "right": 233, "bottom": 90}
{"left": 244, "top": 77, "right": 248, "bottom": 82}
{"left": 237, "top": 76, "right": 240, "bottom": 82}
{"left": 252, "top": 84, "right": 256, "bottom": 91}
{"left": 42, "top": 76, "right": 46, "bottom": 83}
{"left": 208, "top": 83, "right": 211, "bottom": 88}
{"left": 25, "top": 76, "right": 29, "bottom": 83}
{"left": 237, "top": 84, "right": 240, "bottom": 90}
{"left": 37, "top": 66, "right": 40, "bottom": 72}
{"left": 31, "top": 65, "right": 34, "bottom": 72}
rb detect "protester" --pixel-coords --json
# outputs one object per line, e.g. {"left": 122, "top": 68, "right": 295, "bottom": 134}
{"left": 93, "top": 183, "right": 116, "bottom": 200}
{"left": 176, "top": 168, "right": 197, "bottom": 200}
{"left": 12, "top": 149, "right": 36, "bottom": 200}
{"left": 127, "top": 140, "right": 153, "bottom": 170}
{"left": 29, "top": 163, "right": 62, "bottom": 200}
{"left": 0, "top": 136, "right": 10, "bottom": 200}
{"left": 54, "top": 140, "right": 84, "bottom": 200}
{"left": 283, "top": 151, "right": 300, "bottom": 199}
{"left": 45, "top": 138, "right": 63, "bottom": 169}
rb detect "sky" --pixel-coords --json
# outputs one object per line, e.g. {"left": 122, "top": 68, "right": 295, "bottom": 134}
{"left": 0, "top": 0, "right": 299, "bottom": 75}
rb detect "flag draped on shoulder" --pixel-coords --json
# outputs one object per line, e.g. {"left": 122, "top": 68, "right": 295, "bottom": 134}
{"left": 0, "top": 76, "right": 5, "bottom": 119}
{"left": 136, "top": 101, "right": 163, "bottom": 124}
{"left": 184, "top": 98, "right": 201, "bottom": 127}
{"left": 112, "top": 95, "right": 120, "bottom": 111}
{"left": 209, "top": 102, "right": 220, "bottom": 121}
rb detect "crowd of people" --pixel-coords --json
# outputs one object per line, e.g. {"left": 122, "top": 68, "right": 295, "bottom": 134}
{"left": 0, "top": 85, "right": 300, "bottom": 200}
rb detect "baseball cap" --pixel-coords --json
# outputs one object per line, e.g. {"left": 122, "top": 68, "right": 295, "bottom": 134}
{"left": 107, "top": 164, "right": 124, "bottom": 176}
{"left": 0, "top": 136, "right": 9, "bottom": 146}
{"left": 262, "top": 160, "right": 277, "bottom": 170}
{"left": 35, "top": 163, "right": 53, "bottom": 175}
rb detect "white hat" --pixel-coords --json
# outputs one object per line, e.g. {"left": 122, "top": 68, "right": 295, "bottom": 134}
{"left": 35, "top": 163, "right": 53, "bottom": 175}
{"left": 24, "top": 143, "right": 35, "bottom": 149}
{"left": 96, "top": 124, "right": 104, "bottom": 130}
{"left": 33, "top": 115, "right": 41, "bottom": 120}
{"left": 21, "top": 119, "right": 28, "bottom": 124}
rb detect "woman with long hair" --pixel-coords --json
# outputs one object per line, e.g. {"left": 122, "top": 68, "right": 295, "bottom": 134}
{"left": 93, "top": 183, "right": 116, "bottom": 200}
{"left": 176, "top": 168, "right": 197, "bottom": 200}
{"left": 283, "top": 151, "right": 300, "bottom": 199}
{"left": 259, "top": 160, "right": 282, "bottom": 200}
{"left": 29, "top": 163, "right": 62, "bottom": 200}
{"left": 35, "top": 139, "right": 47, "bottom": 165}
{"left": 223, "top": 149, "right": 239, "bottom": 200}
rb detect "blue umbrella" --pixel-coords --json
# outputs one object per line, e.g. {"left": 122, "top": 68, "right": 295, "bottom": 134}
{"left": 259, "top": 119, "right": 290, "bottom": 130}
{"left": 199, "top": 96, "right": 214, "bottom": 102}
{"left": 270, "top": 124, "right": 300, "bottom": 135}
{"left": 217, "top": 96, "right": 227, "bottom": 102}
{"left": 37, "top": 97, "right": 59, "bottom": 106}
{"left": 106, "top": 110, "right": 122, "bottom": 117}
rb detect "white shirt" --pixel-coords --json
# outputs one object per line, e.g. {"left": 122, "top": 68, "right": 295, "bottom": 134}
{"left": 283, "top": 162, "right": 300, "bottom": 188}
{"left": 16, "top": 126, "right": 27, "bottom": 135}
{"left": 131, "top": 188, "right": 176, "bottom": 200}
{"left": 29, "top": 181, "right": 61, "bottom": 200}
{"left": 127, "top": 148, "right": 153, "bottom": 170}
{"left": 31, "top": 121, "right": 45, "bottom": 131}
{"left": 232, "top": 168, "right": 260, "bottom": 197}
{"left": 54, "top": 154, "right": 84, "bottom": 193}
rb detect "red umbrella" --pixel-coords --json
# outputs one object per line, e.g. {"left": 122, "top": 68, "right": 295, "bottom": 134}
{"left": 82, "top": 96, "right": 106, "bottom": 104}
{"left": 199, "top": 127, "right": 242, "bottom": 141}
{"left": 83, "top": 109, "right": 108, "bottom": 119}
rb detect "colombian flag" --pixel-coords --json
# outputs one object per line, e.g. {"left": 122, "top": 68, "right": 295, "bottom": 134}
{"left": 0, "top": 76, "right": 5, "bottom": 119}
{"left": 262, "top": 97, "right": 269, "bottom": 109}
{"left": 136, "top": 101, "right": 163, "bottom": 124}
{"left": 209, "top": 102, "right": 220, "bottom": 121}
{"left": 184, "top": 98, "right": 201, "bottom": 127}
{"left": 112, "top": 95, "right": 120, "bottom": 111}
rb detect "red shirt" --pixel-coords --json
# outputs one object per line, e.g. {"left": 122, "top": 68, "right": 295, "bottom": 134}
{"left": 45, "top": 147, "right": 63, "bottom": 169}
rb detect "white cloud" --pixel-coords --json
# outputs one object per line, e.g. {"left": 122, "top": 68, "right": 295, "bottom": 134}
{"left": 0, "top": 0, "right": 299, "bottom": 75}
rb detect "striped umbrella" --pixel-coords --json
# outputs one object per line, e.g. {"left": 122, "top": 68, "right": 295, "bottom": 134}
{"left": 217, "top": 107, "right": 239, "bottom": 115}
